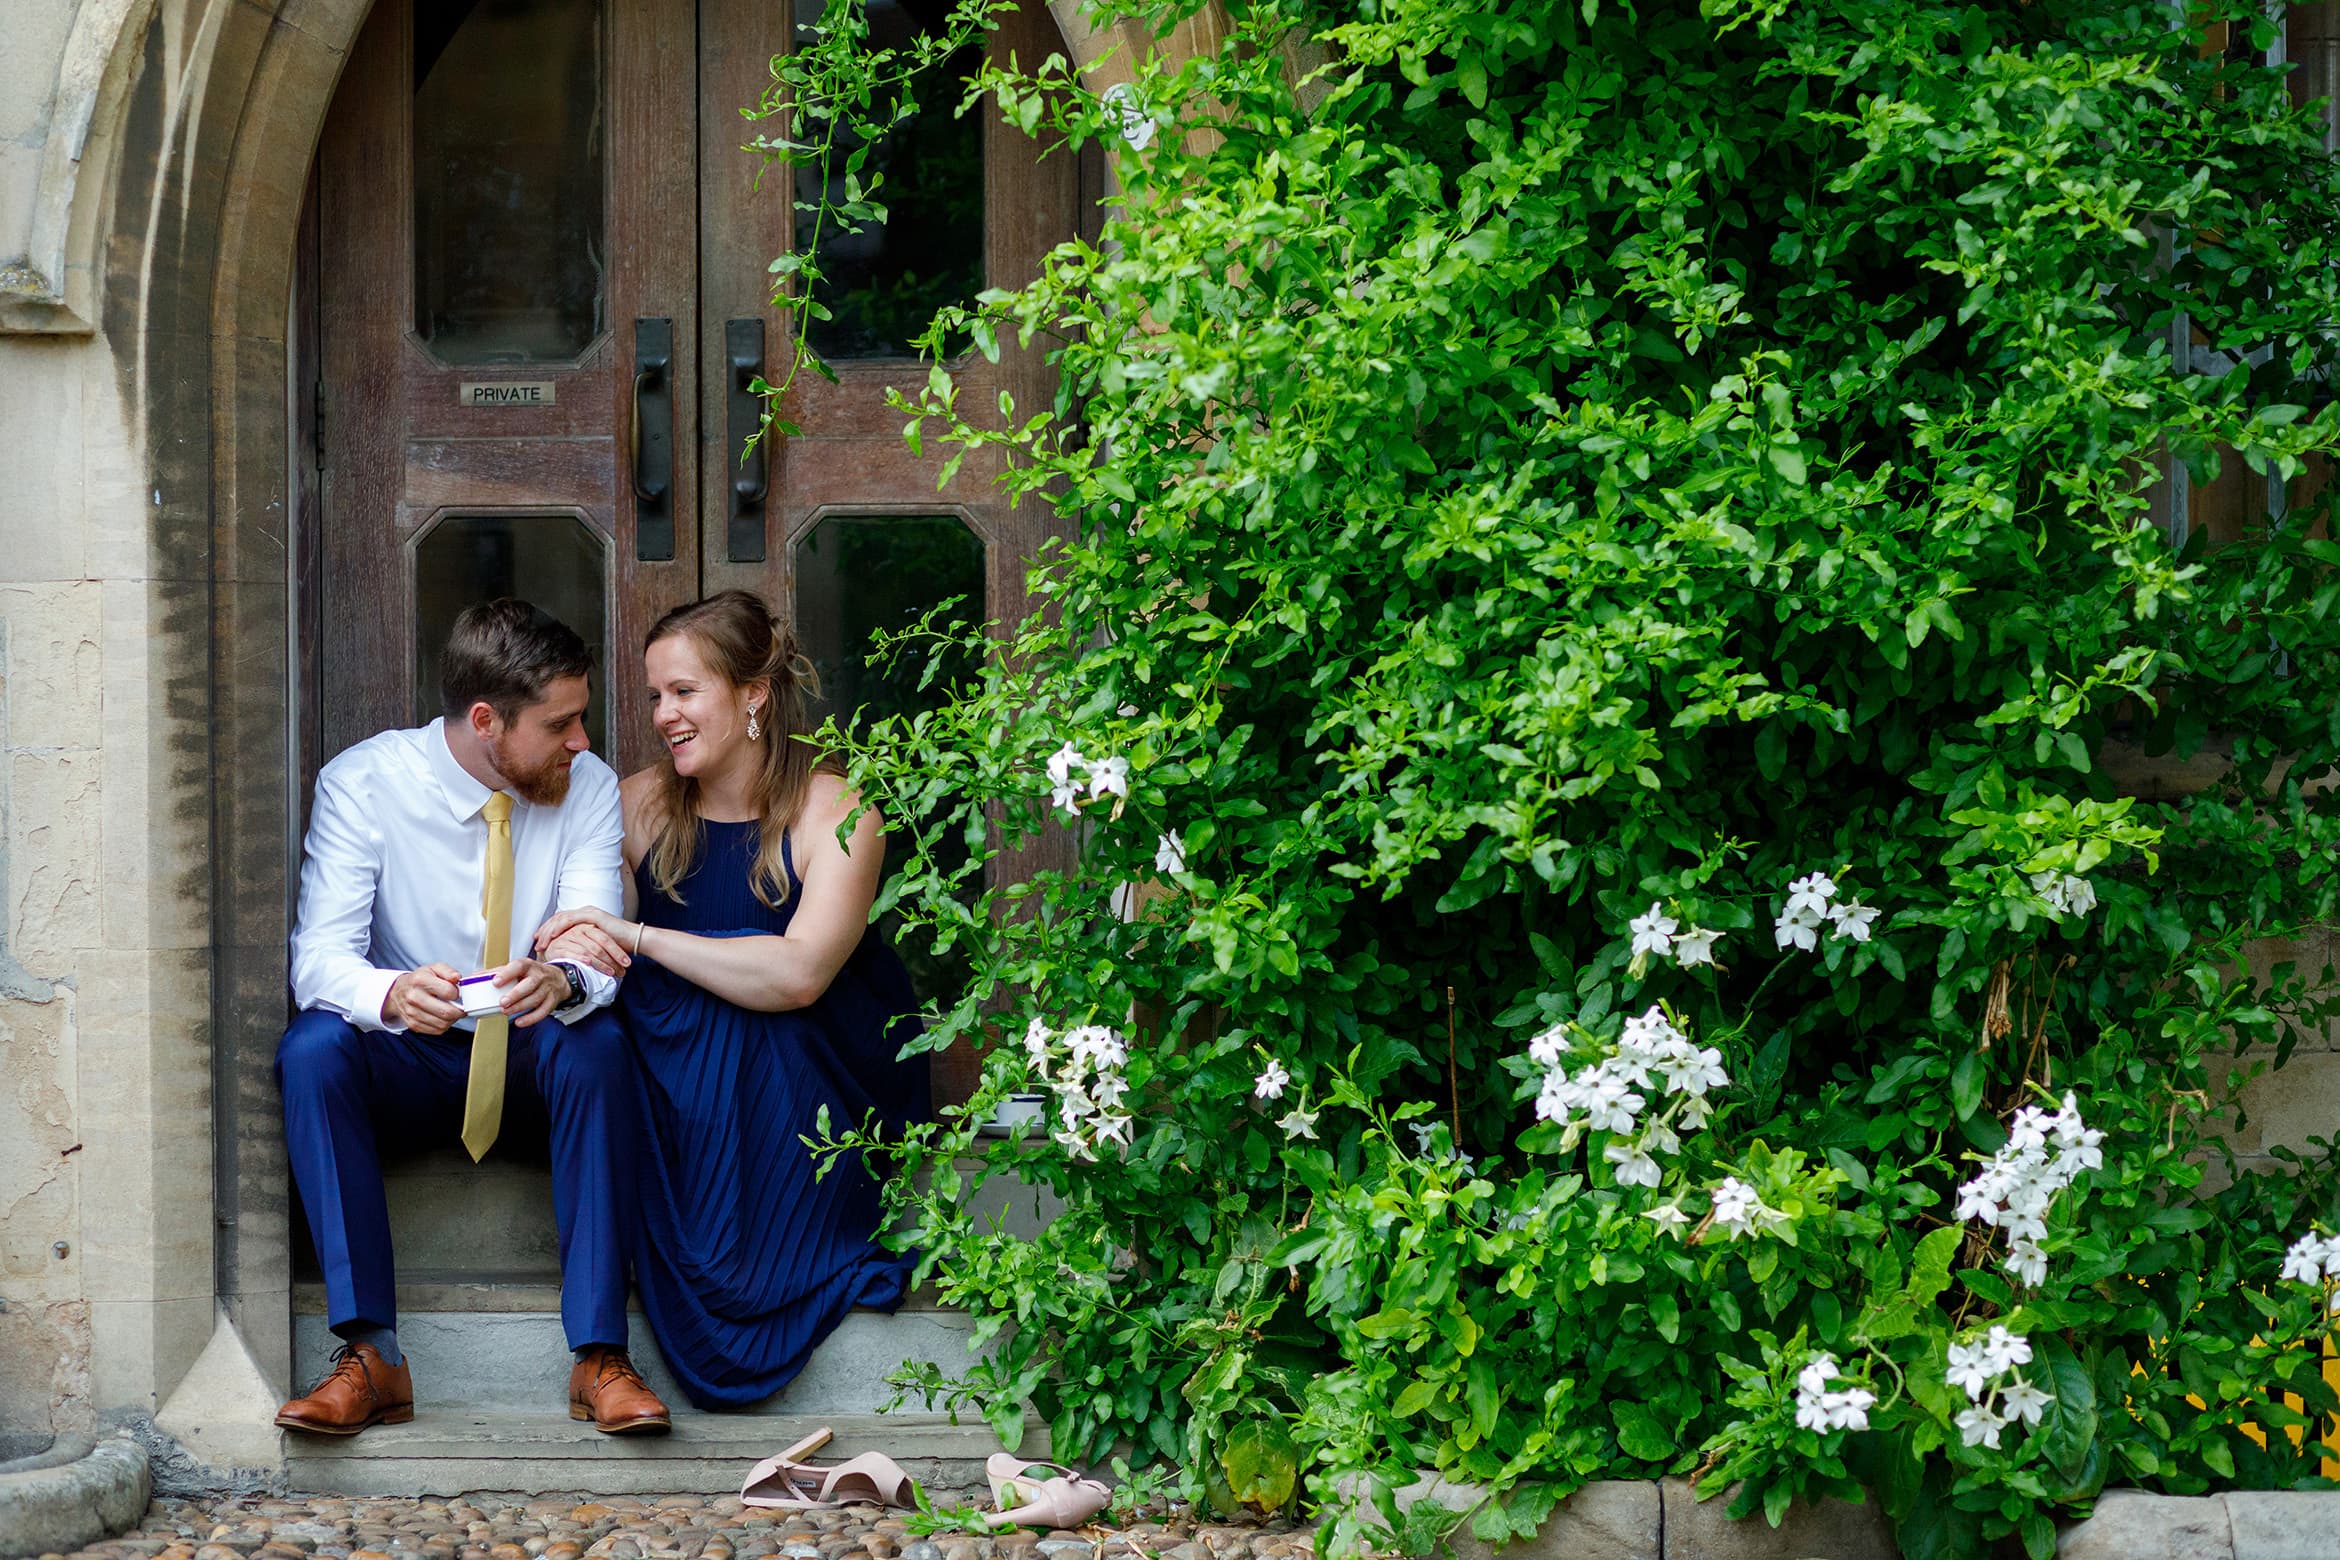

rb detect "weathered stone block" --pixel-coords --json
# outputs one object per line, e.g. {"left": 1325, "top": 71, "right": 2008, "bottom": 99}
{"left": 2225, "top": 1491, "right": 2330, "bottom": 1560}
{"left": 0, "top": 581, "right": 102, "bottom": 751}
{"left": 1659, "top": 1477, "right": 1895, "bottom": 1560}
{"left": 1445, "top": 1480, "right": 1657, "bottom": 1560}
{"left": 8, "top": 746, "right": 102, "bottom": 965}
{"left": 2059, "top": 1491, "right": 2232, "bottom": 1560}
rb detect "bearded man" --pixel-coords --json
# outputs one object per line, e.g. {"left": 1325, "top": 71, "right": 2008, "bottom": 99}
{"left": 273, "top": 598, "right": 670, "bottom": 1437}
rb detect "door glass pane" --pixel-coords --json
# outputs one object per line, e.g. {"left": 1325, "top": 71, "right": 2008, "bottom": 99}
{"left": 793, "top": 0, "right": 985, "bottom": 359}
{"left": 413, "top": 0, "right": 607, "bottom": 364}
{"left": 415, "top": 514, "right": 610, "bottom": 754}
{"left": 796, "top": 513, "right": 985, "bottom": 1005}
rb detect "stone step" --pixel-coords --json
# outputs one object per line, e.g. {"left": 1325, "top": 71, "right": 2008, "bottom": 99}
{"left": 292, "top": 1306, "right": 986, "bottom": 1420}
{"left": 367, "top": 1152, "right": 1059, "bottom": 1277}
{"left": 284, "top": 1408, "right": 1031, "bottom": 1498}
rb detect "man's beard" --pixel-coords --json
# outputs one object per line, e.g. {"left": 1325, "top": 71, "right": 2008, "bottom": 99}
{"left": 491, "top": 736, "right": 572, "bottom": 806}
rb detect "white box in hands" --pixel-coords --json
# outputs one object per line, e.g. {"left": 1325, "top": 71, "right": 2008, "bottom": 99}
{"left": 456, "top": 972, "right": 506, "bottom": 1019}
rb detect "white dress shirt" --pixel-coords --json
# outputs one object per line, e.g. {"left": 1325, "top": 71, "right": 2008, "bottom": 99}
{"left": 290, "top": 719, "right": 625, "bottom": 1032}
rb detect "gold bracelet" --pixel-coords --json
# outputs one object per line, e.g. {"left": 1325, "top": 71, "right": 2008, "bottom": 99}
{"left": 632, "top": 921, "right": 648, "bottom": 957}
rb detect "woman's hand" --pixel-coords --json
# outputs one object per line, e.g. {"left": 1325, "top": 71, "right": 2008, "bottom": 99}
{"left": 534, "top": 905, "right": 637, "bottom": 976}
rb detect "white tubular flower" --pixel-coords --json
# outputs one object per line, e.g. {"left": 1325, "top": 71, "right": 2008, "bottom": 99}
{"left": 1797, "top": 1354, "right": 1839, "bottom": 1399}
{"left": 1154, "top": 831, "right": 1186, "bottom": 874}
{"left": 1629, "top": 903, "right": 1678, "bottom": 961}
{"left": 1946, "top": 1340, "right": 1993, "bottom": 1400}
{"left": 1827, "top": 901, "right": 1879, "bottom": 943}
{"left": 1254, "top": 1059, "right": 1291, "bottom": 1101}
{"left": 1534, "top": 1069, "right": 1572, "bottom": 1123}
{"left": 1677, "top": 1093, "right": 1715, "bottom": 1130}
{"left": 1528, "top": 1024, "right": 1569, "bottom": 1068}
{"left": 1085, "top": 754, "right": 1131, "bottom": 801}
{"left": 1711, "top": 1177, "right": 1777, "bottom": 1237}
{"left": 1999, "top": 1377, "right": 2053, "bottom": 1427}
{"left": 1604, "top": 1141, "right": 1661, "bottom": 1188}
{"left": 1661, "top": 1045, "right": 1729, "bottom": 1099}
{"left": 1276, "top": 1105, "right": 1319, "bottom": 1140}
{"left": 1674, "top": 926, "right": 1721, "bottom": 967}
{"left": 1773, "top": 909, "right": 1821, "bottom": 952}
{"left": 1023, "top": 1018, "right": 1053, "bottom": 1078}
{"left": 2007, "top": 1238, "right": 2048, "bottom": 1287}
{"left": 1956, "top": 1405, "right": 2008, "bottom": 1450}
{"left": 1642, "top": 1203, "right": 1691, "bottom": 1234}
{"left": 1619, "top": 1006, "right": 1683, "bottom": 1054}
{"left": 2282, "top": 1232, "right": 2328, "bottom": 1285}
{"left": 1093, "top": 1113, "right": 1134, "bottom": 1149}
{"left": 1785, "top": 872, "right": 1838, "bottom": 919}
{"left": 1827, "top": 1388, "right": 1877, "bottom": 1432}
{"left": 1581, "top": 1073, "right": 1644, "bottom": 1135}
{"left": 1795, "top": 1394, "right": 1832, "bottom": 1434}
{"left": 2030, "top": 871, "right": 2098, "bottom": 920}
{"left": 2320, "top": 1238, "right": 2340, "bottom": 1283}
{"left": 1047, "top": 743, "right": 1086, "bottom": 814}
{"left": 1982, "top": 1326, "right": 2032, "bottom": 1374}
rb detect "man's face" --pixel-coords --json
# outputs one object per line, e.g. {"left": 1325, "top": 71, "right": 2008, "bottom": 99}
{"left": 484, "top": 675, "right": 592, "bottom": 805}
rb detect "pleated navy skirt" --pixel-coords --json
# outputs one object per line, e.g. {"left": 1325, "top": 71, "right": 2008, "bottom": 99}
{"left": 618, "top": 817, "right": 930, "bottom": 1408}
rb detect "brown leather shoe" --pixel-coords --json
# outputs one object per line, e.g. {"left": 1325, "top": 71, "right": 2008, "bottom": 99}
{"left": 568, "top": 1346, "right": 672, "bottom": 1434}
{"left": 274, "top": 1341, "right": 414, "bottom": 1435}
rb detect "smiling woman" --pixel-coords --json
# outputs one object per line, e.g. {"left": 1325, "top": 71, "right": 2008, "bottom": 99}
{"left": 533, "top": 588, "right": 933, "bottom": 1408}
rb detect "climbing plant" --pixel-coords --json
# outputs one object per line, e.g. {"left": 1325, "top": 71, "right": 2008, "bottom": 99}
{"left": 762, "top": 1, "right": 2340, "bottom": 1555}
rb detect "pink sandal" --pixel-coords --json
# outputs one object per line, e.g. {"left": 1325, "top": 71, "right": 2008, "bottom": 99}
{"left": 984, "top": 1452, "right": 1112, "bottom": 1529}
{"left": 743, "top": 1429, "right": 920, "bottom": 1510}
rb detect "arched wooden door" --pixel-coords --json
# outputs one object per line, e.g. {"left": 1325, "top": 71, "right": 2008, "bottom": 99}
{"left": 304, "top": 0, "right": 1079, "bottom": 783}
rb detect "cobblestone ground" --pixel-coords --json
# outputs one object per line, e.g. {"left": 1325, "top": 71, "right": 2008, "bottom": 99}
{"left": 33, "top": 1497, "right": 1314, "bottom": 1560}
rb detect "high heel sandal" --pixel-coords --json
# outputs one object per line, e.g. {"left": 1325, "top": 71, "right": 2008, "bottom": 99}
{"left": 741, "top": 1428, "right": 921, "bottom": 1511}
{"left": 984, "top": 1452, "right": 1113, "bottom": 1530}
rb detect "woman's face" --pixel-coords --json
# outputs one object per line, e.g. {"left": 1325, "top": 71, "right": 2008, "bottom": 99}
{"left": 645, "top": 633, "right": 762, "bottom": 784}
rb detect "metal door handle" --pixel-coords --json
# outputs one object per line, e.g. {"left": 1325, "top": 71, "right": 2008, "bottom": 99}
{"left": 726, "top": 318, "right": 768, "bottom": 562}
{"left": 632, "top": 318, "right": 674, "bottom": 561}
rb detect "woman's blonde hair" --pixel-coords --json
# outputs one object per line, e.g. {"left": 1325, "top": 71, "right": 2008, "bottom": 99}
{"left": 639, "top": 590, "right": 835, "bottom": 908}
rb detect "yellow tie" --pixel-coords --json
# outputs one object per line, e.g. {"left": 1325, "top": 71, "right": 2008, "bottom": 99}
{"left": 460, "top": 791, "right": 514, "bottom": 1161}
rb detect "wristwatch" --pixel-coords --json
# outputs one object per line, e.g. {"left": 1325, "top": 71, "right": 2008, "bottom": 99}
{"left": 550, "top": 960, "right": 586, "bottom": 1008}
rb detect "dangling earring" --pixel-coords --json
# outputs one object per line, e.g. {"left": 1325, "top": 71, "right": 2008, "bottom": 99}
{"left": 746, "top": 706, "right": 762, "bottom": 741}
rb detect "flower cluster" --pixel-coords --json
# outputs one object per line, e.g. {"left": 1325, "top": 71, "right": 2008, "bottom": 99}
{"left": 1253, "top": 1058, "right": 1319, "bottom": 1138}
{"left": 1045, "top": 743, "right": 1130, "bottom": 819}
{"left": 1527, "top": 1006, "right": 1728, "bottom": 1188}
{"left": 2279, "top": 1229, "right": 2340, "bottom": 1309}
{"left": 1025, "top": 1019, "right": 1132, "bottom": 1160}
{"left": 1947, "top": 1327, "right": 2052, "bottom": 1450}
{"left": 2029, "top": 871, "right": 2098, "bottom": 920}
{"left": 1772, "top": 871, "right": 1880, "bottom": 952}
{"left": 1707, "top": 1175, "right": 1788, "bottom": 1239}
{"left": 1627, "top": 902, "right": 1722, "bottom": 973}
{"left": 1954, "top": 1093, "right": 2103, "bottom": 1285}
{"left": 1794, "top": 1353, "right": 1877, "bottom": 1434}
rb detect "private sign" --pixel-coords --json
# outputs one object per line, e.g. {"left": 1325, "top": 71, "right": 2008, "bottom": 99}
{"left": 460, "top": 381, "right": 556, "bottom": 407}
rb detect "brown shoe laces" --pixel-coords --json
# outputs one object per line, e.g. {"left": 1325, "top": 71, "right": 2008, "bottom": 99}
{"left": 315, "top": 1342, "right": 377, "bottom": 1397}
{"left": 589, "top": 1350, "right": 649, "bottom": 1392}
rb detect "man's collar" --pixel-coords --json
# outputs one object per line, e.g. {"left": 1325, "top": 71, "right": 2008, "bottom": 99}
{"left": 427, "top": 717, "right": 504, "bottom": 822}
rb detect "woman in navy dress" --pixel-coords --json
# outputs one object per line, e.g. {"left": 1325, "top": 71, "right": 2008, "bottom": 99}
{"left": 535, "top": 591, "right": 929, "bottom": 1408}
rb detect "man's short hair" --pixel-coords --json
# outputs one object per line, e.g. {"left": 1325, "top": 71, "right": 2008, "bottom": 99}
{"left": 440, "top": 599, "right": 594, "bottom": 723}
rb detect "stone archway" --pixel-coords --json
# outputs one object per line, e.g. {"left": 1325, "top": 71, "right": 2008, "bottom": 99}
{"left": 51, "top": 0, "right": 1242, "bottom": 1474}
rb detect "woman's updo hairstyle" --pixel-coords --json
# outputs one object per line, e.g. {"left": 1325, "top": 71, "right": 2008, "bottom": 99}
{"left": 639, "top": 590, "right": 836, "bottom": 909}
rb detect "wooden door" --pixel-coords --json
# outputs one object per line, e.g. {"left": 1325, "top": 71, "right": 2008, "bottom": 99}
{"left": 313, "top": 0, "right": 1077, "bottom": 783}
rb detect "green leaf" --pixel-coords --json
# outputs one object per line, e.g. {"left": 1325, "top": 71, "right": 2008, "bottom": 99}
{"left": 1218, "top": 1419, "right": 1299, "bottom": 1512}
{"left": 1950, "top": 1050, "right": 1986, "bottom": 1121}
{"left": 1611, "top": 1400, "right": 1673, "bottom": 1462}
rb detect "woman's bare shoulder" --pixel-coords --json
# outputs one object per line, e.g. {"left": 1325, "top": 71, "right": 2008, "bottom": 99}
{"left": 618, "top": 766, "right": 665, "bottom": 808}
{"left": 800, "top": 770, "right": 884, "bottom": 839}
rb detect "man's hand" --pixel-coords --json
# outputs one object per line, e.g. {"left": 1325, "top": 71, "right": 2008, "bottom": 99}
{"left": 383, "top": 963, "right": 465, "bottom": 1035}
{"left": 483, "top": 957, "right": 574, "bottom": 1027}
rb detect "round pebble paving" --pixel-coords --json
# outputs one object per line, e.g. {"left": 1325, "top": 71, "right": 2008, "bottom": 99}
{"left": 32, "top": 1497, "right": 1312, "bottom": 1560}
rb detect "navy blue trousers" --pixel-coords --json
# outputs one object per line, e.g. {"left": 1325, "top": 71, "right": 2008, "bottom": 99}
{"left": 276, "top": 1006, "right": 637, "bottom": 1350}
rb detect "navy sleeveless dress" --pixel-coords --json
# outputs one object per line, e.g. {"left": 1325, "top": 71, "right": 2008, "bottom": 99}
{"left": 619, "top": 817, "right": 930, "bottom": 1408}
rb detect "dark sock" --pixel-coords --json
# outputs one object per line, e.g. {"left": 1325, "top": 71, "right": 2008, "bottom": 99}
{"left": 336, "top": 1321, "right": 402, "bottom": 1367}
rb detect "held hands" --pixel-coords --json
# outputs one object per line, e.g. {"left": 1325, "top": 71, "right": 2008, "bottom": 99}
{"left": 381, "top": 958, "right": 570, "bottom": 1033}
{"left": 534, "top": 905, "right": 638, "bottom": 979}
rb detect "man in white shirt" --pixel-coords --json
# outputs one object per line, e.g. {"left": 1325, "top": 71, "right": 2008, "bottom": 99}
{"left": 272, "top": 600, "right": 671, "bottom": 1437}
